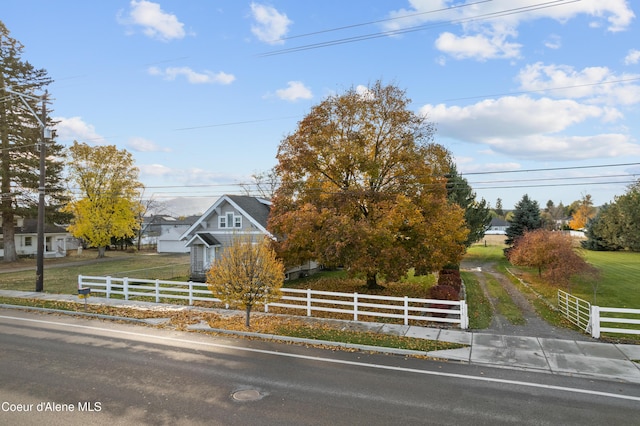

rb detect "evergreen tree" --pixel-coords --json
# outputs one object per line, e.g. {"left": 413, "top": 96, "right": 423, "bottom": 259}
{"left": 582, "top": 180, "right": 640, "bottom": 252}
{"left": 446, "top": 163, "right": 492, "bottom": 247}
{"left": 505, "top": 194, "right": 542, "bottom": 245}
{"left": 581, "top": 204, "right": 623, "bottom": 251}
{"left": 1, "top": 21, "right": 68, "bottom": 262}
{"left": 495, "top": 198, "right": 504, "bottom": 218}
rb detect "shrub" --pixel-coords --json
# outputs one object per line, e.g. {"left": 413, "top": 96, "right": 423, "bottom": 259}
{"left": 428, "top": 284, "right": 460, "bottom": 301}
{"left": 437, "top": 269, "right": 462, "bottom": 291}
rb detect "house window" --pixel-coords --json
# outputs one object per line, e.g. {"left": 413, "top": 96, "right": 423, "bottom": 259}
{"left": 219, "top": 212, "right": 242, "bottom": 229}
{"left": 24, "top": 236, "right": 32, "bottom": 247}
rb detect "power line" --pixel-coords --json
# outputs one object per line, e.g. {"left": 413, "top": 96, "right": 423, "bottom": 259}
{"left": 258, "top": 0, "right": 580, "bottom": 57}
{"left": 272, "top": 0, "right": 494, "bottom": 42}
{"left": 460, "top": 162, "right": 640, "bottom": 176}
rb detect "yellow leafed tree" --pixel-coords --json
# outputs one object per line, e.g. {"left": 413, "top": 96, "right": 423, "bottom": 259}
{"left": 64, "top": 142, "right": 144, "bottom": 257}
{"left": 569, "top": 194, "right": 596, "bottom": 230}
{"left": 206, "top": 235, "right": 284, "bottom": 328}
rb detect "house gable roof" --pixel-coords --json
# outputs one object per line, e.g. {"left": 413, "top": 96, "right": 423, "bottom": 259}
{"left": 0, "top": 219, "right": 68, "bottom": 235}
{"left": 185, "top": 232, "right": 221, "bottom": 248}
{"left": 180, "top": 195, "right": 272, "bottom": 241}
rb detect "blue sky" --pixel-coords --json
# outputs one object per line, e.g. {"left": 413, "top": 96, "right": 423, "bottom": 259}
{"left": 4, "top": 1, "right": 640, "bottom": 214}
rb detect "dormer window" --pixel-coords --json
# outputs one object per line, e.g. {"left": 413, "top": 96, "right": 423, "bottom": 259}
{"left": 219, "top": 212, "right": 242, "bottom": 229}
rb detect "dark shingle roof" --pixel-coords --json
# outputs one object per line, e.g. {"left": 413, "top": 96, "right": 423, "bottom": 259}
{"left": 227, "top": 195, "right": 270, "bottom": 228}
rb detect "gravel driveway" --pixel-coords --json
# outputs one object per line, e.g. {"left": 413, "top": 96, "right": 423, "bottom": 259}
{"left": 461, "top": 259, "right": 591, "bottom": 341}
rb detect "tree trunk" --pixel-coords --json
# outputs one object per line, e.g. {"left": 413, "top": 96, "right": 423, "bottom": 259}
{"left": 366, "top": 272, "right": 383, "bottom": 290}
{"left": 97, "top": 246, "right": 106, "bottom": 258}
{"left": 245, "top": 305, "right": 252, "bottom": 328}
{"left": 1, "top": 212, "right": 17, "bottom": 262}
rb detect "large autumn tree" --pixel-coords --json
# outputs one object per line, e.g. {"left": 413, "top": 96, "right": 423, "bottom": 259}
{"left": 64, "top": 142, "right": 143, "bottom": 257}
{"left": 268, "top": 81, "right": 468, "bottom": 289}
{"left": 0, "top": 21, "right": 68, "bottom": 262}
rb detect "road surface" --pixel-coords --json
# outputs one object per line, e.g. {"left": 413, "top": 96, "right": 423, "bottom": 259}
{"left": 1, "top": 308, "right": 639, "bottom": 425}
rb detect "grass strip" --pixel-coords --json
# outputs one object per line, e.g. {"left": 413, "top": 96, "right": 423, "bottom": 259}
{"left": 483, "top": 272, "right": 526, "bottom": 325}
{"left": 0, "top": 297, "right": 464, "bottom": 353}
{"left": 461, "top": 272, "right": 492, "bottom": 330}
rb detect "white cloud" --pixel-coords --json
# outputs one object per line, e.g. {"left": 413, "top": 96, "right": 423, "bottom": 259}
{"left": 119, "top": 0, "right": 187, "bottom": 41}
{"left": 53, "top": 116, "right": 105, "bottom": 144}
{"left": 148, "top": 66, "right": 235, "bottom": 85}
{"left": 625, "top": 49, "right": 640, "bottom": 65}
{"left": 250, "top": 2, "right": 292, "bottom": 44}
{"left": 420, "top": 95, "right": 639, "bottom": 160}
{"left": 517, "top": 62, "right": 640, "bottom": 106}
{"left": 385, "top": 0, "right": 635, "bottom": 60}
{"left": 127, "top": 137, "right": 171, "bottom": 152}
{"left": 435, "top": 30, "right": 521, "bottom": 61}
{"left": 544, "top": 34, "right": 562, "bottom": 50}
{"left": 139, "top": 163, "right": 173, "bottom": 177}
{"left": 275, "top": 81, "right": 312, "bottom": 101}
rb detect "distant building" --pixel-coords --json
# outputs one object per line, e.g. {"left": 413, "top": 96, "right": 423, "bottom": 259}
{"left": 486, "top": 218, "right": 508, "bottom": 235}
{"left": 0, "top": 217, "right": 79, "bottom": 258}
{"left": 140, "top": 215, "right": 198, "bottom": 253}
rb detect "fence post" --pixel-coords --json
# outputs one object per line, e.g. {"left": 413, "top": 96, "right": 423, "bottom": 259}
{"left": 307, "top": 289, "right": 312, "bottom": 317}
{"left": 354, "top": 293, "right": 358, "bottom": 321}
{"left": 404, "top": 296, "right": 409, "bottom": 326}
{"left": 460, "top": 301, "right": 468, "bottom": 329}
{"left": 123, "top": 277, "right": 128, "bottom": 300}
{"left": 591, "top": 305, "right": 600, "bottom": 339}
{"left": 78, "top": 275, "right": 82, "bottom": 290}
{"left": 155, "top": 279, "right": 160, "bottom": 303}
{"left": 106, "top": 276, "right": 112, "bottom": 299}
{"left": 188, "top": 281, "right": 193, "bottom": 306}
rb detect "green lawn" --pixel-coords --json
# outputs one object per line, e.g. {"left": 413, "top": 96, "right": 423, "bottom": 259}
{"left": 575, "top": 250, "right": 640, "bottom": 308}
{"left": 0, "top": 250, "right": 190, "bottom": 294}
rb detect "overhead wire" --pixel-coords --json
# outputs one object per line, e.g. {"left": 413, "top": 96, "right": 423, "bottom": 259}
{"left": 258, "top": 0, "right": 581, "bottom": 57}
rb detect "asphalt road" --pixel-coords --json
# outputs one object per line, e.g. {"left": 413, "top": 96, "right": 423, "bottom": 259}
{"left": 1, "top": 309, "right": 639, "bottom": 426}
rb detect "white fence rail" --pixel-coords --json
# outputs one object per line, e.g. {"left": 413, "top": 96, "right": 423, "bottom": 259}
{"left": 78, "top": 275, "right": 468, "bottom": 329}
{"left": 266, "top": 288, "right": 468, "bottom": 328}
{"left": 78, "top": 275, "right": 216, "bottom": 305}
{"left": 557, "top": 290, "right": 591, "bottom": 332}
{"left": 590, "top": 306, "right": 640, "bottom": 339}
{"left": 557, "top": 290, "right": 640, "bottom": 339}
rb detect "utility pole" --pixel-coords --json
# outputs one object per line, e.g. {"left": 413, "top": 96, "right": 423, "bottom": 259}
{"left": 35, "top": 91, "right": 47, "bottom": 292}
{"left": 2, "top": 87, "right": 51, "bottom": 291}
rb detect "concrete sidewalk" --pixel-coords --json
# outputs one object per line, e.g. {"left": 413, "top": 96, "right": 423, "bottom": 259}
{"left": 2, "top": 290, "right": 640, "bottom": 384}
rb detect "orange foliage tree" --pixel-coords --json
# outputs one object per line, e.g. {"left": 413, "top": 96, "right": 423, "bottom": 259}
{"left": 268, "top": 81, "right": 468, "bottom": 289}
{"left": 569, "top": 194, "right": 595, "bottom": 230}
{"left": 507, "top": 229, "right": 599, "bottom": 290}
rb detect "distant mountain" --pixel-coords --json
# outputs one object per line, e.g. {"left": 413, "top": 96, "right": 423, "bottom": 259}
{"left": 151, "top": 197, "right": 216, "bottom": 217}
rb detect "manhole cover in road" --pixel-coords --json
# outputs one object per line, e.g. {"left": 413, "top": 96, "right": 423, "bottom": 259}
{"left": 232, "top": 389, "right": 262, "bottom": 401}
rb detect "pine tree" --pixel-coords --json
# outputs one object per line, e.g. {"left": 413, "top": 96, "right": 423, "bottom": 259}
{"left": 505, "top": 194, "right": 542, "bottom": 246}
{"left": 1, "top": 21, "right": 68, "bottom": 262}
{"left": 446, "top": 163, "right": 492, "bottom": 247}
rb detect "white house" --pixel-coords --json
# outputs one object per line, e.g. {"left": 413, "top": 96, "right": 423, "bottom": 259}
{"left": 180, "top": 195, "right": 319, "bottom": 282}
{"left": 0, "top": 217, "right": 77, "bottom": 258}
{"left": 141, "top": 215, "right": 198, "bottom": 253}
{"left": 486, "top": 218, "right": 509, "bottom": 235}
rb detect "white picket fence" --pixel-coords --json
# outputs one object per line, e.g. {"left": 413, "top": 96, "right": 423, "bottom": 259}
{"left": 557, "top": 290, "right": 640, "bottom": 339}
{"left": 77, "top": 275, "right": 468, "bottom": 329}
